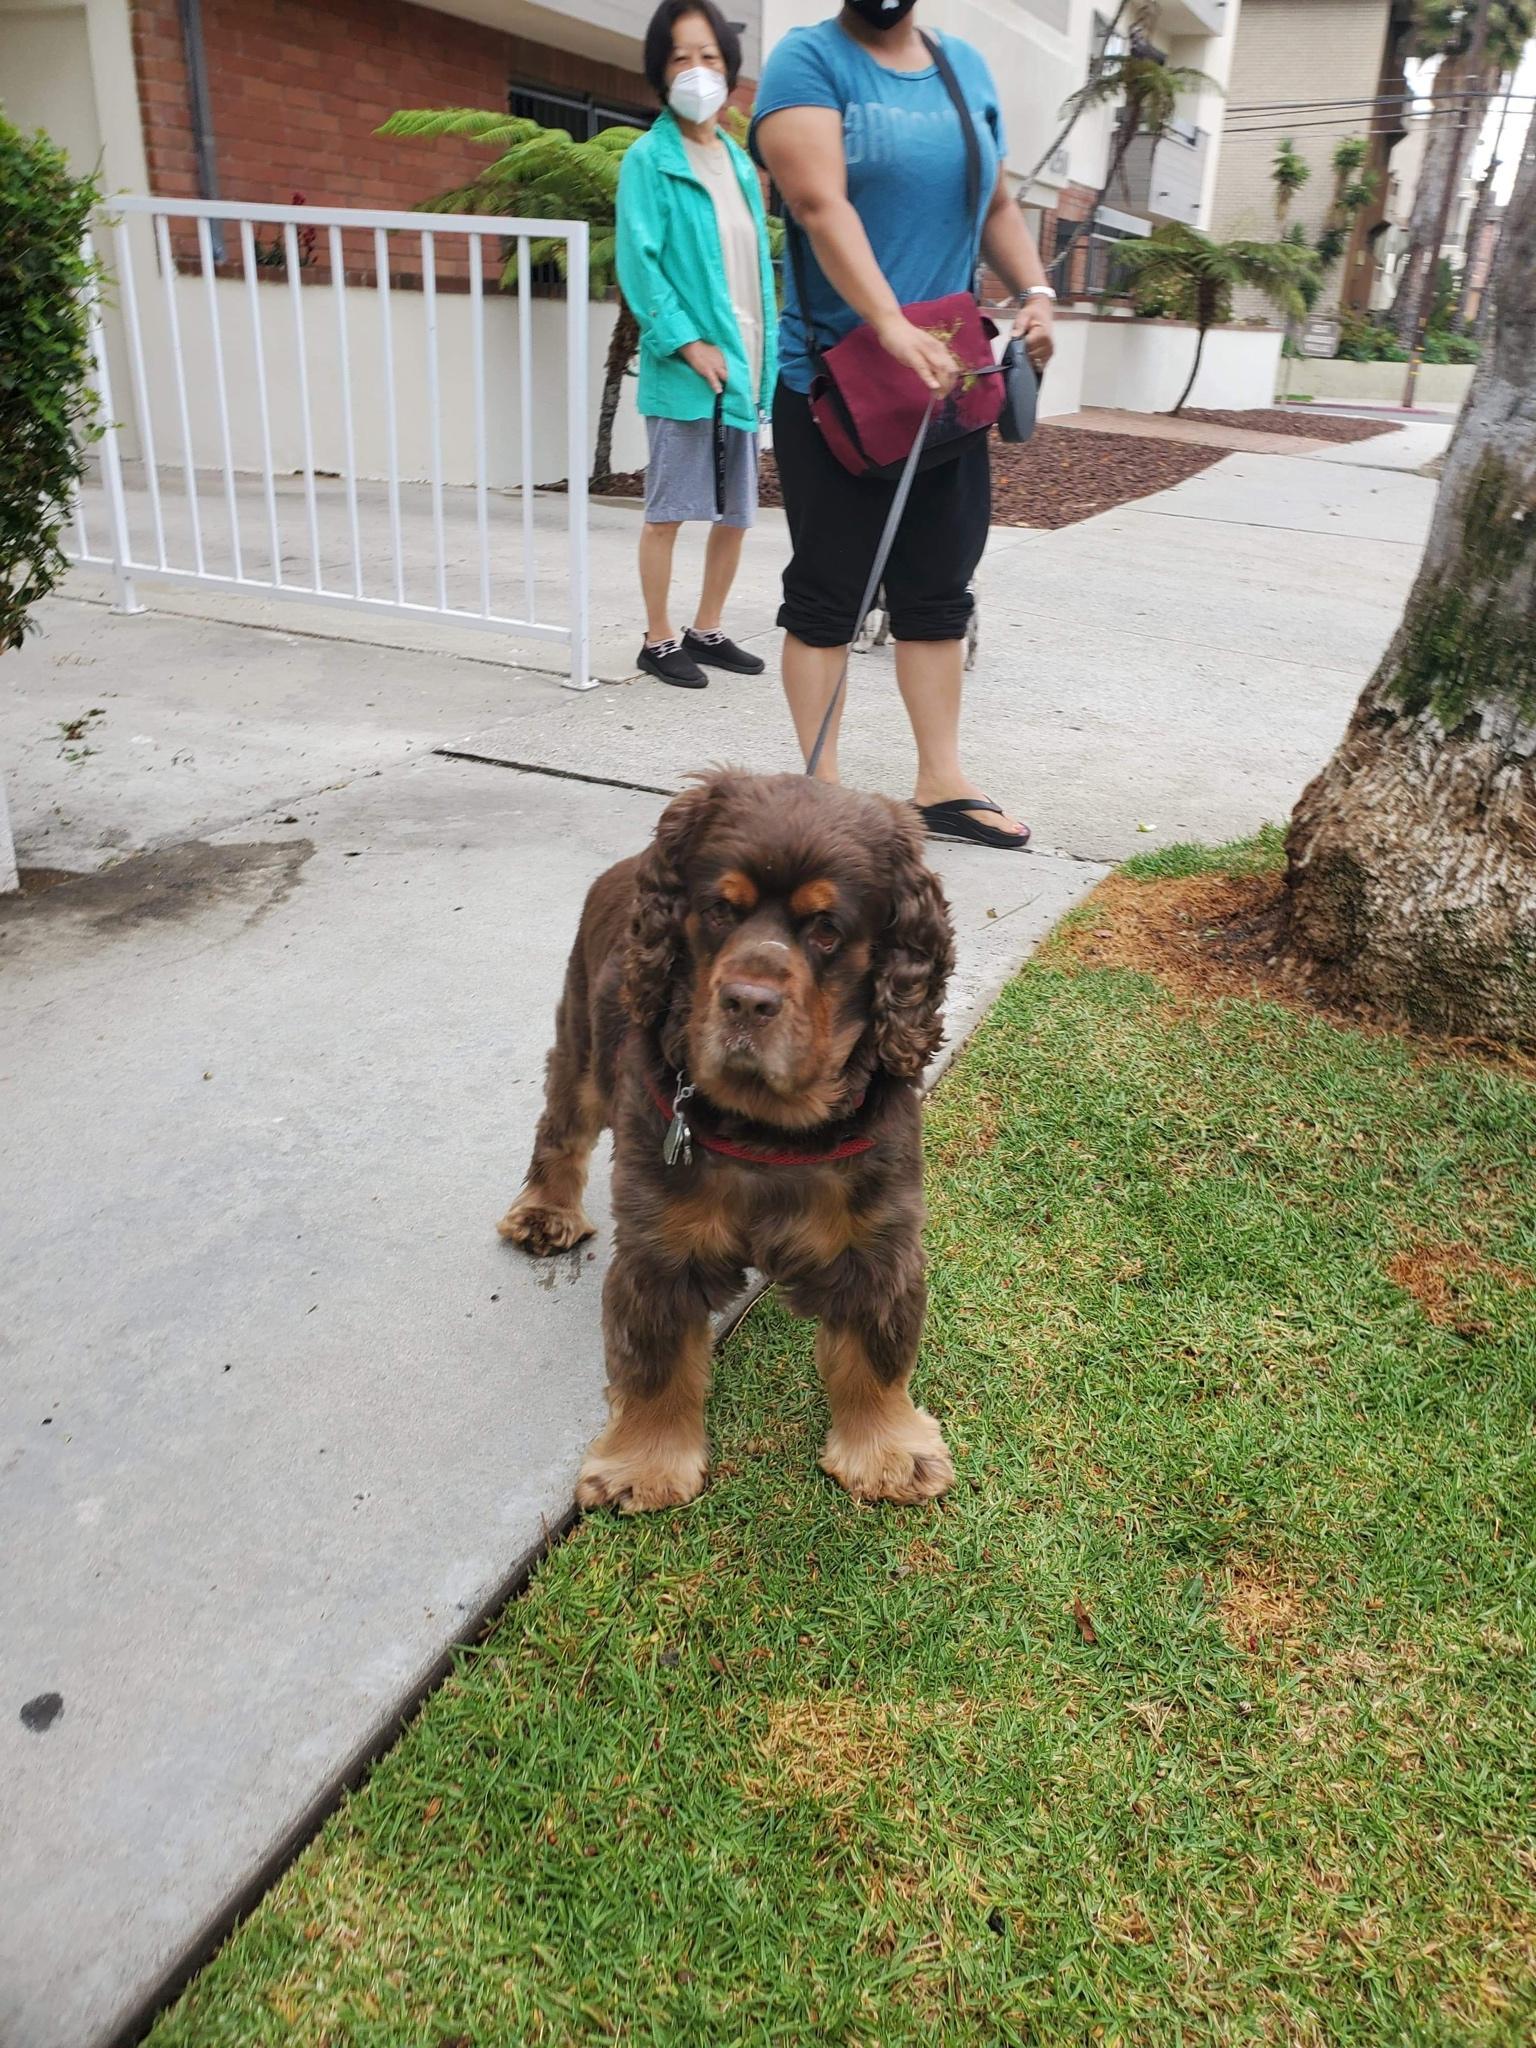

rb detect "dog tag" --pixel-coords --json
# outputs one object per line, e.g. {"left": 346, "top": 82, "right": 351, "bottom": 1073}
{"left": 663, "top": 1077, "right": 697, "bottom": 1168}
{"left": 663, "top": 1112, "right": 693, "bottom": 1169}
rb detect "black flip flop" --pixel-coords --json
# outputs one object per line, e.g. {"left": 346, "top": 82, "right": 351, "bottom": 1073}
{"left": 918, "top": 798, "right": 1031, "bottom": 851}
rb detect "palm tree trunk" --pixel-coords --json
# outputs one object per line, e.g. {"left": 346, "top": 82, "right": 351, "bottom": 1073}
{"left": 1021, "top": 0, "right": 1131, "bottom": 192}
{"left": 1170, "top": 321, "right": 1209, "bottom": 414}
{"left": 592, "top": 296, "right": 639, "bottom": 486}
{"left": 1390, "top": 48, "right": 1493, "bottom": 345}
{"left": 1072, "top": 112, "right": 1139, "bottom": 294}
{"left": 1454, "top": 71, "right": 1513, "bottom": 332}
{"left": 1283, "top": 147, "right": 1536, "bottom": 1043}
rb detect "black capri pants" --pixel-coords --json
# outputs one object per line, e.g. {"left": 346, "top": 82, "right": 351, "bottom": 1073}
{"left": 771, "top": 379, "right": 991, "bottom": 649}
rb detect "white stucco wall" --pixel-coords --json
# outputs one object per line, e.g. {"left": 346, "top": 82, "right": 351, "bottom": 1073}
{"left": 95, "top": 270, "right": 649, "bottom": 489}
{"left": 1276, "top": 356, "right": 1473, "bottom": 408}
{"left": 1082, "top": 318, "right": 1284, "bottom": 411}
{"left": 1035, "top": 309, "right": 1088, "bottom": 416}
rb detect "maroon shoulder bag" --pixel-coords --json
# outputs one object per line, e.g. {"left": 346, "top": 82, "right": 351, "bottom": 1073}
{"left": 784, "top": 31, "right": 1004, "bottom": 478}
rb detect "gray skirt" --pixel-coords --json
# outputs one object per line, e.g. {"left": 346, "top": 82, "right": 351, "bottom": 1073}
{"left": 643, "top": 415, "right": 759, "bottom": 528}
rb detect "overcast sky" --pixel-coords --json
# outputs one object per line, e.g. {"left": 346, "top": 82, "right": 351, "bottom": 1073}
{"left": 1409, "top": 43, "right": 1535, "bottom": 204}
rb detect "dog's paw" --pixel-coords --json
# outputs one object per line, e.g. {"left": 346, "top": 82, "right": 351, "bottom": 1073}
{"left": 576, "top": 1442, "right": 709, "bottom": 1515}
{"left": 820, "top": 1405, "right": 953, "bottom": 1505}
{"left": 497, "top": 1194, "right": 596, "bottom": 1256}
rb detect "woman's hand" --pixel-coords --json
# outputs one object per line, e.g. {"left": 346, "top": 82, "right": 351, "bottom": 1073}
{"left": 1013, "top": 297, "right": 1055, "bottom": 373}
{"left": 680, "top": 339, "right": 728, "bottom": 393}
{"left": 873, "top": 312, "right": 961, "bottom": 398}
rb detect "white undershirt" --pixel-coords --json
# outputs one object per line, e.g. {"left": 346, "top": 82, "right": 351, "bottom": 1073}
{"left": 682, "top": 134, "right": 764, "bottom": 401}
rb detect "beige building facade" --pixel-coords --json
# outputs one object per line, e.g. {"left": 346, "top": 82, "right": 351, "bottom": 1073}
{"left": 1207, "top": 0, "right": 1406, "bottom": 313}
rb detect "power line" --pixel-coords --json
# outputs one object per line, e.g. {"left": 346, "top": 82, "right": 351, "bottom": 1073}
{"left": 1223, "top": 106, "right": 1532, "bottom": 137}
{"left": 1227, "top": 89, "right": 1502, "bottom": 114}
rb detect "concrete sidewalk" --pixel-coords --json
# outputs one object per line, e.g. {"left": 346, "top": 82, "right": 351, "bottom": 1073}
{"left": 1, "top": 421, "right": 1444, "bottom": 2048}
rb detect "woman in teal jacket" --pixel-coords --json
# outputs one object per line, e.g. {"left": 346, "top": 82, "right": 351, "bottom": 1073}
{"left": 617, "top": 0, "right": 778, "bottom": 689}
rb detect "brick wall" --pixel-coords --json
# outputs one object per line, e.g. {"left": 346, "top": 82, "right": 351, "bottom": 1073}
{"left": 129, "top": 0, "right": 658, "bottom": 282}
{"left": 1209, "top": 0, "right": 1392, "bottom": 315}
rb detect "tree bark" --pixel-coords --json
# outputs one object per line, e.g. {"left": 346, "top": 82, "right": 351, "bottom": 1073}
{"left": 592, "top": 295, "right": 639, "bottom": 486}
{"left": 1283, "top": 147, "right": 1536, "bottom": 1043}
{"left": 1170, "top": 322, "right": 1209, "bottom": 414}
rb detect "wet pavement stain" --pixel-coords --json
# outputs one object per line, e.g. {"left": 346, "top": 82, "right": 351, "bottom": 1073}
{"left": 530, "top": 1247, "right": 588, "bottom": 1291}
{"left": 20, "top": 1693, "right": 63, "bottom": 1733}
{"left": 0, "top": 839, "right": 315, "bottom": 939}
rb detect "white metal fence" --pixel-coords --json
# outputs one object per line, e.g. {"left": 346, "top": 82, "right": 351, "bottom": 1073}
{"left": 68, "top": 197, "right": 594, "bottom": 689}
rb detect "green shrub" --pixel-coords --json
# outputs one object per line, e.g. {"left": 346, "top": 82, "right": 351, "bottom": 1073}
{"left": 1335, "top": 308, "right": 1409, "bottom": 363}
{"left": 0, "top": 115, "right": 103, "bottom": 652}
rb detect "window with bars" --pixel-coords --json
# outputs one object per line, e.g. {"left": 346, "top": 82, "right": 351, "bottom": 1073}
{"left": 508, "top": 81, "right": 654, "bottom": 288}
{"left": 509, "top": 83, "right": 654, "bottom": 141}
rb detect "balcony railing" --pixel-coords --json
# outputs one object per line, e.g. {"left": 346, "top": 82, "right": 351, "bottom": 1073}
{"left": 1117, "top": 124, "right": 1210, "bottom": 227}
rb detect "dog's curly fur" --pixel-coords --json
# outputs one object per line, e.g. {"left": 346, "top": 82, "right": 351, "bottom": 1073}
{"left": 498, "top": 770, "right": 957, "bottom": 1513}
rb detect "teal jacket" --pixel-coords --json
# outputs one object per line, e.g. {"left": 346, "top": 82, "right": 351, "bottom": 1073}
{"left": 616, "top": 111, "right": 778, "bottom": 432}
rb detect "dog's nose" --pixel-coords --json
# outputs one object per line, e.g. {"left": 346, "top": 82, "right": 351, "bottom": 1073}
{"left": 719, "top": 978, "right": 783, "bottom": 1022}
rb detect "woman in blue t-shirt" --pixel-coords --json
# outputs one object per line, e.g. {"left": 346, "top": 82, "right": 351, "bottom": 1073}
{"left": 754, "top": 1, "right": 1055, "bottom": 850}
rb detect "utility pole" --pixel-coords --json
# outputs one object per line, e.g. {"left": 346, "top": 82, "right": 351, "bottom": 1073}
{"left": 1403, "top": 0, "right": 1492, "bottom": 406}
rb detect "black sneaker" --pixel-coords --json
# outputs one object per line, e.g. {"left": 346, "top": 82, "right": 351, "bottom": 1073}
{"left": 684, "top": 628, "right": 766, "bottom": 675}
{"left": 637, "top": 638, "right": 708, "bottom": 689}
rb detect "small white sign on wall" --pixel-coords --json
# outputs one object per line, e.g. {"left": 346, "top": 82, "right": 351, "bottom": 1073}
{"left": 1302, "top": 316, "right": 1342, "bottom": 359}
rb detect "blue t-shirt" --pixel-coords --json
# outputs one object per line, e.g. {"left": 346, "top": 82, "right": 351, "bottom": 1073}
{"left": 751, "top": 21, "right": 1004, "bottom": 393}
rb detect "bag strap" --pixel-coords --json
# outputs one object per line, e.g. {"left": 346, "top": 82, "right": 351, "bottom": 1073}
{"left": 784, "top": 31, "right": 986, "bottom": 360}
{"left": 921, "top": 31, "right": 983, "bottom": 256}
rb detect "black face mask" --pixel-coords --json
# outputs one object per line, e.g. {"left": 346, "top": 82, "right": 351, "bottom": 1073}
{"left": 845, "top": 0, "right": 919, "bottom": 27}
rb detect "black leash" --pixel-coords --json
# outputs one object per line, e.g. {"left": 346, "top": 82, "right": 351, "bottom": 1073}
{"left": 803, "top": 396, "right": 935, "bottom": 781}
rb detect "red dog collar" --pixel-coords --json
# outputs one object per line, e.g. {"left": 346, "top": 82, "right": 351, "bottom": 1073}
{"left": 641, "top": 1065, "right": 874, "bottom": 1169}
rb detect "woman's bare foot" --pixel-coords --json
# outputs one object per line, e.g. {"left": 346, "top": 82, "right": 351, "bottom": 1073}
{"left": 913, "top": 777, "right": 1027, "bottom": 843}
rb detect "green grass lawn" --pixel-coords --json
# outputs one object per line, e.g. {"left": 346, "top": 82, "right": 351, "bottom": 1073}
{"left": 152, "top": 846, "right": 1536, "bottom": 2048}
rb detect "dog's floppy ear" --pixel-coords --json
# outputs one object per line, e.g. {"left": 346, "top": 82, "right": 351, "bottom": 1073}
{"left": 621, "top": 774, "right": 733, "bottom": 1027}
{"left": 872, "top": 803, "right": 955, "bottom": 1080}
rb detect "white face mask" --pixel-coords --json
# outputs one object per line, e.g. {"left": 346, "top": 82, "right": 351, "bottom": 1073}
{"left": 669, "top": 65, "right": 729, "bottom": 125}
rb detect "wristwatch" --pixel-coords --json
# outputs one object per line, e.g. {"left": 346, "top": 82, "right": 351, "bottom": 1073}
{"left": 1020, "top": 284, "right": 1057, "bottom": 303}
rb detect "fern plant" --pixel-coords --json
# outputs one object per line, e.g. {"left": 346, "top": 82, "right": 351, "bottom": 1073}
{"left": 379, "top": 110, "right": 641, "bottom": 482}
{"left": 1117, "top": 223, "right": 1317, "bottom": 412}
{"left": 1050, "top": 4, "right": 1220, "bottom": 288}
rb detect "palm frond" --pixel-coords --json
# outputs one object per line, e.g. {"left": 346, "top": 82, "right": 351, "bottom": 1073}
{"left": 1118, "top": 223, "right": 1318, "bottom": 324}
{"left": 386, "top": 102, "right": 652, "bottom": 300}
{"left": 377, "top": 109, "right": 543, "bottom": 149}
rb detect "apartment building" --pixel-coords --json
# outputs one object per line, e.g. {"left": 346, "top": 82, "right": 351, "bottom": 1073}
{"left": 759, "top": 0, "right": 1239, "bottom": 289}
{"left": 1205, "top": 0, "right": 1411, "bottom": 313}
{"left": 0, "top": 0, "right": 756, "bottom": 212}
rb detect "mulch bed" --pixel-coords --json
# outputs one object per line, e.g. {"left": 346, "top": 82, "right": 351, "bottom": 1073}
{"left": 588, "top": 424, "right": 1226, "bottom": 531}
{"left": 1178, "top": 407, "right": 1398, "bottom": 443}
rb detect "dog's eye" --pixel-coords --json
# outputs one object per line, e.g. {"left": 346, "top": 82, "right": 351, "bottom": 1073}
{"left": 703, "top": 899, "right": 738, "bottom": 933}
{"left": 807, "top": 917, "right": 841, "bottom": 955}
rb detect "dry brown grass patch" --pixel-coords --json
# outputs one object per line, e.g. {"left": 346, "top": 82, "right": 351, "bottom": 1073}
{"left": 747, "top": 1698, "right": 914, "bottom": 1812}
{"left": 1387, "top": 1239, "right": 1534, "bottom": 1329}
{"left": 1056, "top": 872, "right": 1536, "bottom": 1079}
{"left": 1219, "top": 1559, "right": 1312, "bottom": 1653}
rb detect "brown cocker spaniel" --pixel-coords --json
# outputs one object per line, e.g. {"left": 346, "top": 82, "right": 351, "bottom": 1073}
{"left": 498, "top": 770, "right": 956, "bottom": 1513}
